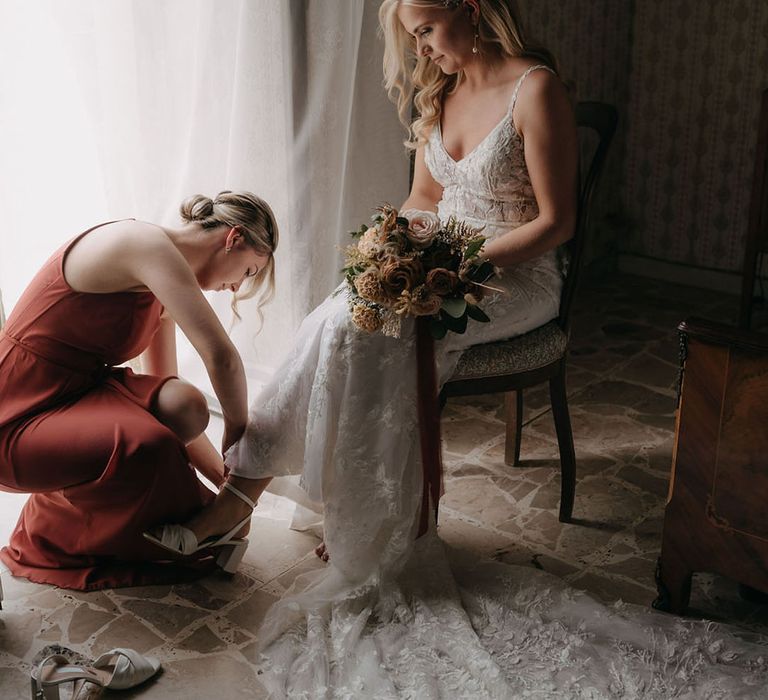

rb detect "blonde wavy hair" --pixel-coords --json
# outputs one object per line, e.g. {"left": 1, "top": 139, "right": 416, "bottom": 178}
{"left": 179, "top": 190, "right": 279, "bottom": 326}
{"left": 379, "top": 0, "right": 557, "bottom": 148}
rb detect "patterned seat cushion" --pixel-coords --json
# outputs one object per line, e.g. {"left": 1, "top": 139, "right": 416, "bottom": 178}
{"left": 449, "top": 320, "right": 569, "bottom": 381}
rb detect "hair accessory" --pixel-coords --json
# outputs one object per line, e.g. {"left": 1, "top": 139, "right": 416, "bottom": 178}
{"left": 442, "top": 0, "right": 462, "bottom": 8}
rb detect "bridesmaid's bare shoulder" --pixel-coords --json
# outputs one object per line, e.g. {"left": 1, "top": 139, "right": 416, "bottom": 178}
{"left": 63, "top": 219, "right": 174, "bottom": 293}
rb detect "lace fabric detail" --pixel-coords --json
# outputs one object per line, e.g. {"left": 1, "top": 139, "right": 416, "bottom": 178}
{"left": 258, "top": 535, "right": 768, "bottom": 699}
{"left": 426, "top": 65, "right": 556, "bottom": 240}
{"left": 428, "top": 115, "right": 537, "bottom": 230}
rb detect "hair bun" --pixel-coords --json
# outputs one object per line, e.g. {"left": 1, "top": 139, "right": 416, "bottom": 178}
{"left": 180, "top": 194, "right": 215, "bottom": 222}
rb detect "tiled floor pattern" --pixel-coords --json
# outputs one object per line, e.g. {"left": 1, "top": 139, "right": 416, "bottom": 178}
{"left": 2, "top": 272, "right": 768, "bottom": 698}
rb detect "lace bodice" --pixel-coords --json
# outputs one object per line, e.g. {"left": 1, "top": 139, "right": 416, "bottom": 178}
{"left": 425, "top": 64, "right": 555, "bottom": 237}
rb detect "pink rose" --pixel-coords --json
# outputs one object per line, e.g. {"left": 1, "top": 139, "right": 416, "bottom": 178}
{"left": 402, "top": 209, "right": 441, "bottom": 249}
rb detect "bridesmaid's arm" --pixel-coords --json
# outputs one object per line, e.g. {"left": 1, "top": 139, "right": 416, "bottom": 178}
{"left": 123, "top": 229, "right": 248, "bottom": 454}
{"left": 142, "top": 315, "right": 227, "bottom": 487}
{"left": 400, "top": 145, "right": 443, "bottom": 212}
{"left": 481, "top": 70, "right": 578, "bottom": 267}
{"left": 184, "top": 436, "right": 227, "bottom": 488}
{"left": 141, "top": 313, "right": 177, "bottom": 373}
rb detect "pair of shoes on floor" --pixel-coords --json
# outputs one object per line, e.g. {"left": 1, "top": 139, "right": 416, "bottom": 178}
{"left": 31, "top": 647, "right": 160, "bottom": 699}
{"left": 142, "top": 481, "right": 256, "bottom": 574}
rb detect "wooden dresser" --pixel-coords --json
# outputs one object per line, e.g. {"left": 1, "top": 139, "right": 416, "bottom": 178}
{"left": 654, "top": 317, "right": 768, "bottom": 613}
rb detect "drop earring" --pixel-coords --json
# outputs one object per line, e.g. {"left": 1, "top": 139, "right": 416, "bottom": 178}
{"left": 472, "top": 28, "right": 479, "bottom": 54}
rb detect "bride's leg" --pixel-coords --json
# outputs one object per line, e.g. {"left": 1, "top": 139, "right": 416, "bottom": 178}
{"left": 310, "top": 278, "right": 561, "bottom": 570}
{"left": 311, "top": 316, "right": 426, "bottom": 579}
{"left": 182, "top": 475, "right": 272, "bottom": 542}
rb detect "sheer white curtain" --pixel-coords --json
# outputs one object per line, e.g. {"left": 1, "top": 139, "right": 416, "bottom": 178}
{"left": 0, "top": 0, "right": 408, "bottom": 394}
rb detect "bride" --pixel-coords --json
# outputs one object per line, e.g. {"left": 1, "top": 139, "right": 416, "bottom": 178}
{"left": 149, "top": 1, "right": 768, "bottom": 696}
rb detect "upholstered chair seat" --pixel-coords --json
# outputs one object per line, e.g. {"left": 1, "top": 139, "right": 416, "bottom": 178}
{"left": 450, "top": 322, "right": 569, "bottom": 382}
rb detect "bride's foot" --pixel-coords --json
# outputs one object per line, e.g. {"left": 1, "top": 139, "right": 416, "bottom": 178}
{"left": 143, "top": 481, "right": 262, "bottom": 567}
{"left": 314, "top": 542, "right": 330, "bottom": 562}
{"left": 180, "top": 476, "right": 269, "bottom": 544}
{"left": 185, "top": 485, "right": 254, "bottom": 543}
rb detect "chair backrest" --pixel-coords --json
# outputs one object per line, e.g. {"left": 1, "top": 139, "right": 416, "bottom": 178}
{"left": 557, "top": 101, "right": 618, "bottom": 334}
{"left": 739, "top": 88, "right": 768, "bottom": 330}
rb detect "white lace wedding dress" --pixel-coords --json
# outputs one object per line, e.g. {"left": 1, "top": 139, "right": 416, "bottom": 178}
{"left": 226, "top": 66, "right": 768, "bottom": 698}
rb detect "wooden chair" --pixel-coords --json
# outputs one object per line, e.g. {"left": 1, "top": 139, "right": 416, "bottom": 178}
{"left": 440, "top": 102, "right": 618, "bottom": 523}
{"left": 739, "top": 88, "right": 768, "bottom": 330}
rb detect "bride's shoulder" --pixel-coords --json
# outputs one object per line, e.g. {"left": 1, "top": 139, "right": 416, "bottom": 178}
{"left": 500, "top": 60, "right": 572, "bottom": 140}
{"left": 506, "top": 58, "right": 568, "bottom": 111}
{"left": 506, "top": 58, "right": 559, "bottom": 89}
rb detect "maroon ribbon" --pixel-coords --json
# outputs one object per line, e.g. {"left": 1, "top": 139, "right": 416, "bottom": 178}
{"left": 415, "top": 317, "right": 443, "bottom": 537}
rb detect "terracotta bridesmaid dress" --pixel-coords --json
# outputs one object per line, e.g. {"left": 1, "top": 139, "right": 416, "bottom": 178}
{"left": 0, "top": 223, "right": 216, "bottom": 590}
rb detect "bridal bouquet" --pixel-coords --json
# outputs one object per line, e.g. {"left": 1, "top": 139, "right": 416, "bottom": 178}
{"left": 342, "top": 205, "right": 496, "bottom": 339}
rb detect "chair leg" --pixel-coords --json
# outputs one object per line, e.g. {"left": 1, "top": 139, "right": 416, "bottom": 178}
{"left": 549, "top": 364, "right": 576, "bottom": 522}
{"left": 504, "top": 390, "right": 523, "bottom": 466}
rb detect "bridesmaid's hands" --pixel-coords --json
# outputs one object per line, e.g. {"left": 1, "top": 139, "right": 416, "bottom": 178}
{"left": 222, "top": 421, "right": 246, "bottom": 457}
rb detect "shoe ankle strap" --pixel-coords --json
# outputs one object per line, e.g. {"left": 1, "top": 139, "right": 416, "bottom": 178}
{"left": 222, "top": 481, "right": 257, "bottom": 510}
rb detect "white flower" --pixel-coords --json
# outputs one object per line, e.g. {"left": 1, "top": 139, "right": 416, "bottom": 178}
{"left": 357, "top": 226, "right": 381, "bottom": 256}
{"left": 401, "top": 208, "right": 440, "bottom": 249}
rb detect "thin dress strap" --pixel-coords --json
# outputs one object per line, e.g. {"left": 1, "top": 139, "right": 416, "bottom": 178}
{"left": 508, "top": 64, "right": 556, "bottom": 116}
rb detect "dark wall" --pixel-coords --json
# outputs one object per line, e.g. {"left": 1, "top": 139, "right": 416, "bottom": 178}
{"left": 523, "top": 0, "right": 768, "bottom": 273}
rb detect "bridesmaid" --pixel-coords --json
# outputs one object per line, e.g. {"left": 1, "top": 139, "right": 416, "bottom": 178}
{"left": 0, "top": 191, "right": 277, "bottom": 590}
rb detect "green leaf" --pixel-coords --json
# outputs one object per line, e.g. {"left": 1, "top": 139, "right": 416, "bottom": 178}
{"left": 441, "top": 297, "right": 467, "bottom": 318}
{"left": 466, "top": 304, "right": 490, "bottom": 323}
{"left": 429, "top": 318, "right": 448, "bottom": 340}
{"left": 440, "top": 309, "right": 468, "bottom": 334}
{"left": 464, "top": 237, "right": 485, "bottom": 259}
{"left": 469, "top": 260, "right": 495, "bottom": 283}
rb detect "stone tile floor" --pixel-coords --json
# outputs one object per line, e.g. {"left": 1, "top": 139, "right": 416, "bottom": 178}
{"left": 2, "top": 271, "right": 768, "bottom": 698}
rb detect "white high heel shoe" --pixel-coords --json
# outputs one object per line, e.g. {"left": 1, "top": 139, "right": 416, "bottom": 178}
{"left": 142, "top": 482, "right": 256, "bottom": 574}
{"left": 31, "top": 648, "right": 160, "bottom": 699}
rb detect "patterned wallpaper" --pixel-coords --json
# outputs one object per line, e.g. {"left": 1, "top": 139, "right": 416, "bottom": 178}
{"left": 623, "top": 0, "right": 768, "bottom": 272}
{"left": 521, "top": 0, "right": 768, "bottom": 273}
{"left": 520, "top": 0, "right": 634, "bottom": 267}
